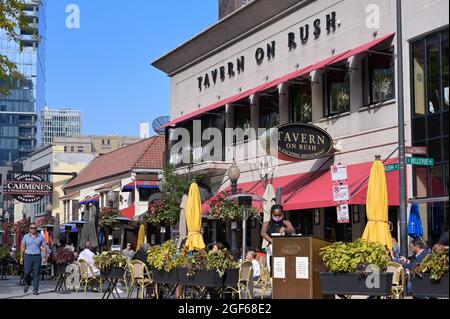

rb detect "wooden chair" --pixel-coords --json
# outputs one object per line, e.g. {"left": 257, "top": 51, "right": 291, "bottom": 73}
{"left": 77, "top": 259, "right": 103, "bottom": 293}
{"left": 386, "top": 262, "right": 405, "bottom": 299}
{"left": 127, "top": 260, "right": 158, "bottom": 299}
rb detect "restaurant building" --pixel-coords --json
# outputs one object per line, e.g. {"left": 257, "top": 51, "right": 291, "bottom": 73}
{"left": 152, "top": 0, "right": 448, "bottom": 249}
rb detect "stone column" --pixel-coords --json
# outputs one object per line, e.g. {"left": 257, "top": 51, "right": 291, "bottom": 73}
{"left": 278, "top": 82, "right": 290, "bottom": 125}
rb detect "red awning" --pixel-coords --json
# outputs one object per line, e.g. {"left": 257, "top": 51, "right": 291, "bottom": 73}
{"left": 203, "top": 160, "right": 400, "bottom": 213}
{"left": 120, "top": 205, "right": 135, "bottom": 219}
{"left": 161, "top": 33, "right": 395, "bottom": 130}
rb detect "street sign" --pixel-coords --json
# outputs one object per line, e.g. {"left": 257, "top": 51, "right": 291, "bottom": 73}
{"left": 332, "top": 185, "right": 349, "bottom": 202}
{"left": 406, "top": 146, "right": 428, "bottom": 155}
{"left": 337, "top": 204, "right": 350, "bottom": 224}
{"left": 331, "top": 165, "right": 348, "bottom": 182}
{"left": 407, "top": 157, "right": 435, "bottom": 167}
{"left": 385, "top": 163, "right": 399, "bottom": 172}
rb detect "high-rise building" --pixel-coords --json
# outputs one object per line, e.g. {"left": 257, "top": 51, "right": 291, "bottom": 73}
{"left": 41, "top": 107, "right": 82, "bottom": 146}
{"left": 219, "top": 0, "right": 252, "bottom": 19}
{"left": 0, "top": 0, "right": 46, "bottom": 166}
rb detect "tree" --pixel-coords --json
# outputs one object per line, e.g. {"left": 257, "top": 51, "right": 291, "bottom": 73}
{"left": 0, "top": 0, "right": 27, "bottom": 96}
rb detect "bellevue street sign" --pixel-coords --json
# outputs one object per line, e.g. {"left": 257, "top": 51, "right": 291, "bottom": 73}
{"left": 384, "top": 157, "right": 435, "bottom": 172}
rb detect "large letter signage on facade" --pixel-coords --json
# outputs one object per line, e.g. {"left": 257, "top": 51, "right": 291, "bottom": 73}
{"left": 3, "top": 174, "right": 53, "bottom": 203}
{"left": 272, "top": 123, "right": 333, "bottom": 161}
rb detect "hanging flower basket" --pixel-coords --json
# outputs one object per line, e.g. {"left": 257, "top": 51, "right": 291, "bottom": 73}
{"left": 13, "top": 219, "right": 29, "bottom": 234}
{"left": 207, "top": 191, "right": 261, "bottom": 222}
{"left": 99, "top": 208, "right": 120, "bottom": 228}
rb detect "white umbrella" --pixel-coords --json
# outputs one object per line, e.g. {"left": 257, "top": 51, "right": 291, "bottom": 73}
{"left": 262, "top": 184, "right": 276, "bottom": 249}
{"left": 177, "top": 194, "right": 188, "bottom": 249}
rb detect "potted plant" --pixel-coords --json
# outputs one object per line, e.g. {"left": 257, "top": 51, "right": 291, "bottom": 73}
{"left": 411, "top": 247, "right": 449, "bottom": 298}
{"left": 99, "top": 207, "right": 121, "bottom": 228}
{"left": 52, "top": 247, "right": 75, "bottom": 274}
{"left": 207, "top": 192, "right": 261, "bottom": 222}
{"left": 147, "top": 240, "right": 179, "bottom": 285}
{"left": 319, "top": 239, "right": 392, "bottom": 296}
{"left": 94, "top": 251, "right": 127, "bottom": 278}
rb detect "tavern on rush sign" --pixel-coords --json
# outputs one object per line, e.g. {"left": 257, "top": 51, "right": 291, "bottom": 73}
{"left": 272, "top": 123, "right": 333, "bottom": 161}
{"left": 3, "top": 174, "right": 53, "bottom": 203}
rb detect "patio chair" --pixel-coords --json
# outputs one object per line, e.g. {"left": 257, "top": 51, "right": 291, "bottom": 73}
{"left": 222, "top": 261, "right": 254, "bottom": 299}
{"left": 77, "top": 259, "right": 103, "bottom": 293}
{"left": 386, "top": 262, "right": 405, "bottom": 299}
{"left": 254, "top": 263, "right": 271, "bottom": 299}
{"left": 127, "top": 260, "right": 158, "bottom": 299}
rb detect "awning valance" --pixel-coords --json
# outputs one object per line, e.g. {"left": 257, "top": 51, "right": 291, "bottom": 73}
{"left": 120, "top": 205, "right": 135, "bottom": 219}
{"left": 122, "top": 181, "right": 159, "bottom": 192}
{"left": 202, "top": 160, "right": 400, "bottom": 213}
{"left": 161, "top": 33, "right": 395, "bottom": 129}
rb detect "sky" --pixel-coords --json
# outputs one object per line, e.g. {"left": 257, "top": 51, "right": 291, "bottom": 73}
{"left": 45, "top": 0, "right": 218, "bottom": 136}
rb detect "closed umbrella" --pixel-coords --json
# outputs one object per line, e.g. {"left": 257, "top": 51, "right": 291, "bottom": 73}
{"left": 362, "top": 159, "right": 392, "bottom": 250}
{"left": 177, "top": 194, "right": 188, "bottom": 249}
{"left": 87, "top": 206, "right": 98, "bottom": 248}
{"left": 53, "top": 213, "right": 61, "bottom": 247}
{"left": 79, "top": 210, "right": 90, "bottom": 250}
{"left": 185, "top": 182, "right": 205, "bottom": 251}
{"left": 136, "top": 223, "right": 146, "bottom": 251}
{"left": 262, "top": 184, "right": 275, "bottom": 250}
{"left": 408, "top": 203, "right": 423, "bottom": 239}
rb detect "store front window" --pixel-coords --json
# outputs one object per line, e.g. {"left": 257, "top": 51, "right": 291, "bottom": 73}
{"left": 324, "top": 66, "right": 350, "bottom": 116}
{"left": 288, "top": 210, "right": 313, "bottom": 236}
{"left": 290, "top": 81, "right": 312, "bottom": 123}
{"left": 411, "top": 28, "right": 449, "bottom": 199}
{"left": 259, "top": 93, "right": 279, "bottom": 130}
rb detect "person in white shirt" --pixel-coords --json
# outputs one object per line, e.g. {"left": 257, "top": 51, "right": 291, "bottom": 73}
{"left": 78, "top": 241, "right": 100, "bottom": 276}
{"left": 246, "top": 251, "right": 261, "bottom": 280}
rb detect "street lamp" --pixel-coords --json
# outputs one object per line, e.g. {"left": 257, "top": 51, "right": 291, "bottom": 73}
{"left": 227, "top": 162, "right": 241, "bottom": 257}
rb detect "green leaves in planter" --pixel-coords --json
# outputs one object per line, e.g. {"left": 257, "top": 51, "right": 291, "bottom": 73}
{"left": 94, "top": 251, "right": 127, "bottom": 272}
{"left": 412, "top": 247, "right": 449, "bottom": 281}
{"left": 207, "top": 192, "right": 261, "bottom": 221}
{"left": 146, "top": 240, "right": 178, "bottom": 272}
{"left": 319, "top": 239, "right": 389, "bottom": 274}
{"left": 99, "top": 208, "right": 120, "bottom": 228}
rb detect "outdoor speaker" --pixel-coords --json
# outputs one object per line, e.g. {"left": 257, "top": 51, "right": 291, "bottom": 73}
{"left": 238, "top": 196, "right": 252, "bottom": 207}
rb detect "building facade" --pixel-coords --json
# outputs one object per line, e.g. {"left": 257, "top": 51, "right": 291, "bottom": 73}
{"left": 41, "top": 107, "right": 82, "bottom": 146}
{"left": 53, "top": 135, "right": 142, "bottom": 155}
{"left": 219, "top": 0, "right": 253, "bottom": 19}
{"left": 0, "top": 0, "right": 47, "bottom": 165}
{"left": 153, "top": 0, "right": 449, "bottom": 249}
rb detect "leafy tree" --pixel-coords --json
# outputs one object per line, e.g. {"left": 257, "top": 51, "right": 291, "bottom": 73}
{"left": 0, "top": 0, "right": 28, "bottom": 96}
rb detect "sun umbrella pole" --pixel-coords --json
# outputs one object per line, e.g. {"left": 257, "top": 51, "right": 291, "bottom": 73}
{"left": 242, "top": 207, "right": 248, "bottom": 262}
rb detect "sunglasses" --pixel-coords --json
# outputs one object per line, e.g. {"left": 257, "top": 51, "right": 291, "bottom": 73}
{"left": 30, "top": 227, "right": 37, "bottom": 230}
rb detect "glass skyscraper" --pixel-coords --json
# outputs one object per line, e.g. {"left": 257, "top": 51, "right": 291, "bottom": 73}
{"left": 0, "top": 0, "right": 46, "bottom": 166}
{"left": 41, "top": 107, "right": 82, "bottom": 146}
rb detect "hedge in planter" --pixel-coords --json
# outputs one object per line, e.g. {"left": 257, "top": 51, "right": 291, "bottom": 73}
{"left": 94, "top": 251, "right": 127, "bottom": 278}
{"left": 319, "top": 239, "right": 392, "bottom": 296}
{"left": 52, "top": 247, "right": 76, "bottom": 274}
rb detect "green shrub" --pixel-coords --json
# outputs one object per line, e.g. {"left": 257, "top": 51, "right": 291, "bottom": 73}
{"left": 412, "top": 248, "right": 449, "bottom": 281}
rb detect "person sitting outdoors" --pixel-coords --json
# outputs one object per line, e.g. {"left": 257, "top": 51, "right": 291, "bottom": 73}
{"left": 122, "top": 243, "right": 135, "bottom": 261}
{"left": 399, "top": 239, "right": 429, "bottom": 270}
{"left": 132, "top": 243, "right": 151, "bottom": 267}
{"left": 246, "top": 251, "right": 261, "bottom": 281}
{"left": 78, "top": 241, "right": 100, "bottom": 277}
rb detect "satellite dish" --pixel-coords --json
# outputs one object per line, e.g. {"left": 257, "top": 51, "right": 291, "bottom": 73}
{"left": 152, "top": 116, "right": 170, "bottom": 135}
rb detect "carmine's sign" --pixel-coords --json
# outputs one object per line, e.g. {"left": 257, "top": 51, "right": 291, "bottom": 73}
{"left": 3, "top": 174, "right": 53, "bottom": 203}
{"left": 272, "top": 123, "right": 333, "bottom": 161}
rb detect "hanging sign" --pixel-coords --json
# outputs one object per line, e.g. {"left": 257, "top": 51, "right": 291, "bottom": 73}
{"left": 331, "top": 164, "right": 348, "bottom": 182}
{"left": 3, "top": 174, "right": 53, "bottom": 203}
{"left": 332, "top": 185, "right": 349, "bottom": 202}
{"left": 337, "top": 204, "right": 350, "bottom": 223}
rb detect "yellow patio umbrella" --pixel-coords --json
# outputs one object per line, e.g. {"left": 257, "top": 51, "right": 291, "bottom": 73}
{"left": 136, "top": 223, "right": 146, "bottom": 251}
{"left": 185, "top": 182, "right": 205, "bottom": 251}
{"left": 362, "top": 158, "right": 392, "bottom": 250}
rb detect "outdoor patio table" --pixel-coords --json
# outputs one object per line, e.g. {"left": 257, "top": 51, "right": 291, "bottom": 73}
{"left": 102, "top": 276, "right": 121, "bottom": 299}
{"left": 54, "top": 272, "right": 69, "bottom": 293}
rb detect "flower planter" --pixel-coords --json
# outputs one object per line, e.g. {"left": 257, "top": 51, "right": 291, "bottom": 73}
{"left": 320, "top": 272, "right": 393, "bottom": 296}
{"left": 412, "top": 274, "right": 449, "bottom": 298}
{"left": 223, "top": 268, "right": 239, "bottom": 287}
{"left": 151, "top": 269, "right": 179, "bottom": 285}
{"left": 54, "top": 263, "right": 69, "bottom": 274}
{"left": 106, "top": 267, "right": 125, "bottom": 279}
{"left": 178, "top": 268, "right": 224, "bottom": 288}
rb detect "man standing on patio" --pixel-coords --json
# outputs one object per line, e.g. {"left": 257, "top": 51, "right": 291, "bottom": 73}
{"left": 20, "top": 222, "right": 47, "bottom": 295}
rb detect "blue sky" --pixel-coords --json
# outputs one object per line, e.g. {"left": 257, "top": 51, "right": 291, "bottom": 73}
{"left": 45, "top": 0, "right": 218, "bottom": 136}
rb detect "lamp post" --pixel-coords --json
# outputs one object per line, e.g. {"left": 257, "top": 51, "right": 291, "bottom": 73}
{"left": 106, "top": 191, "right": 117, "bottom": 247}
{"left": 227, "top": 162, "right": 241, "bottom": 257}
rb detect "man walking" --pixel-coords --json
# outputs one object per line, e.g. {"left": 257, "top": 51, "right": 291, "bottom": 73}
{"left": 20, "top": 223, "right": 47, "bottom": 295}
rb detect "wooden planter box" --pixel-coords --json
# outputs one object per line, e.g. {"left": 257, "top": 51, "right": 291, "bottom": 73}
{"left": 54, "top": 263, "right": 69, "bottom": 274}
{"left": 412, "top": 273, "right": 449, "bottom": 298}
{"left": 320, "top": 272, "right": 393, "bottom": 296}
{"left": 178, "top": 268, "right": 224, "bottom": 288}
{"left": 223, "top": 269, "right": 239, "bottom": 287}
{"left": 106, "top": 267, "right": 125, "bottom": 279}
{"left": 151, "top": 269, "right": 179, "bottom": 285}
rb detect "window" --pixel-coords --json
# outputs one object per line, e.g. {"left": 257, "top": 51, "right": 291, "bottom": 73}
{"left": 259, "top": 94, "right": 279, "bottom": 129}
{"left": 411, "top": 28, "right": 449, "bottom": 199}
{"left": 363, "top": 49, "right": 395, "bottom": 105}
{"left": 290, "top": 81, "right": 312, "bottom": 123}
{"left": 78, "top": 146, "right": 83, "bottom": 153}
{"left": 234, "top": 105, "right": 251, "bottom": 141}
{"left": 70, "top": 146, "right": 74, "bottom": 152}
{"left": 324, "top": 67, "right": 350, "bottom": 116}
{"left": 64, "top": 146, "right": 68, "bottom": 152}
